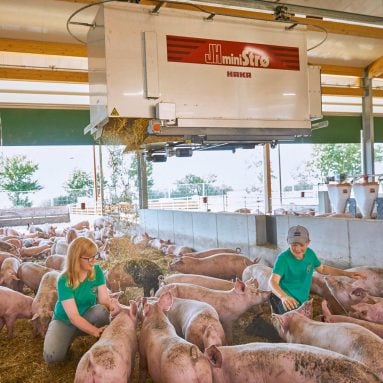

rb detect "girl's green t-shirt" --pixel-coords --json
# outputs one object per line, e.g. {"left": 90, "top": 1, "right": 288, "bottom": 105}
{"left": 54, "top": 264, "right": 105, "bottom": 323}
{"left": 272, "top": 247, "right": 321, "bottom": 305}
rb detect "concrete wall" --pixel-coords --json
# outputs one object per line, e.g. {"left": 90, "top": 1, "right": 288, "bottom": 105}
{"left": 138, "top": 209, "right": 383, "bottom": 268}
{"left": 0, "top": 206, "right": 70, "bottom": 226}
{"left": 275, "top": 215, "right": 383, "bottom": 268}
{"left": 139, "top": 209, "right": 267, "bottom": 259}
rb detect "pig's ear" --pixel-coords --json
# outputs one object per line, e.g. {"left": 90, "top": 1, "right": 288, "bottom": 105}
{"left": 159, "top": 292, "right": 173, "bottom": 311}
{"left": 245, "top": 277, "right": 259, "bottom": 288}
{"left": 271, "top": 313, "right": 288, "bottom": 334}
{"left": 234, "top": 278, "right": 246, "bottom": 292}
{"left": 205, "top": 345, "right": 223, "bottom": 368}
{"left": 296, "top": 299, "right": 313, "bottom": 319}
{"left": 129, "top": 300, "right": 138, "bottom": 318}
{"left": 31, "top": 313, "right": 40, "bottom": 321}
{"left": 172, "top": 258, "right": 183, "bottom": 265}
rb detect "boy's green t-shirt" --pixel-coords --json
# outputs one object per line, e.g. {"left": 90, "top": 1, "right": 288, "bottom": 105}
{"left": 54, "top": 264, "right": 105, "bottom": 323}
{"left": 272, "top": 247, "right": 321, "bottom": 305}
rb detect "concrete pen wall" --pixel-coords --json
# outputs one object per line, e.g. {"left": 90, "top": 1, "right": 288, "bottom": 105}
{"left": 138, "top": 209, "right": 267, "bottom": 259}
{"left": 138, "top": 209, "right": 383, "bottom": 268}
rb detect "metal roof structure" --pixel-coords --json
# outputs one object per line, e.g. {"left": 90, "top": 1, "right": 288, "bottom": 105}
{"left": 0, "top": 0, "right": 382, "bottom": 108}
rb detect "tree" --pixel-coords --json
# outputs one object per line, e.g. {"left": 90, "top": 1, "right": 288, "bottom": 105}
{"left": 127, "top": 153, "right": 154, "bottom": 198}
{"left": 0, "top": 155, "right": 43, "bottom": 207}
{"left": 304, "top": 143, "right": 383, "bottom": 181}
{"left": 63, "top": 169, "right": 93, "bottom": 203}
{"left": 106, "top": 146, "right": 134, "bottom": 203}
{"left": 244, "top": 147, "right": 276, "bottom": 195}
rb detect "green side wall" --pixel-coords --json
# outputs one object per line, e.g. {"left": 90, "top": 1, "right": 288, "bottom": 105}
{"left": 295, "top": 115, "right": 383, "bottom": 144}
{"left": 1, "top": 108, "right": 383, "bottom": 145}
{"left": 0, "top": 108, "right": 94, "bottom": 146}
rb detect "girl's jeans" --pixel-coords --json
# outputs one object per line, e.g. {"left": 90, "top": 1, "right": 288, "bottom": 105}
{"left": 43, "top": 304, "right": 110, "bottom": 363}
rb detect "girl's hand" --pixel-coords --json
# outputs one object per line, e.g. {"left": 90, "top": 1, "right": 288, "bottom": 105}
{"left": 348, "top": 271, "right": 366, "bottom": 280}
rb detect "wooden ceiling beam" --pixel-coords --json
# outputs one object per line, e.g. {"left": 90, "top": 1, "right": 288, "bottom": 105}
{"left": 55, "top": 0, "right": 99, "bottom": 3}
{"left": 0, "top": 68, "right": 88, "bottom": 83}
{"left": 322, "top": 86, "right": 383, "bottom": 98}
{"left": 140, "top": 0, "right": 383, "bottom": 40}
{"left": 368, "top": 56, "right": 383, "bottom": 79}
{"left": 314, "top": 64, "right": 364, "bottom": 77}
{"left": 0, "top": 38, "right": 87, "bottom": 57}
{"left": 302, "top": 18, "right": 383, "bottom": 40}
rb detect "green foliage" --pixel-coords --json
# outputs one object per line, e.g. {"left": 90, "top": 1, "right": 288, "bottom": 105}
{"left": 170, "top": 174, "right": 233, "bottom": 198}
{"left": 0, "top": 155, "right": 42, "bottom": 207}
{"left": 107, "top": 146, "right": 134, "bottom": 204}
{"left": 63, "top": 168, "right": 93, "bottom": 202}
{"left": 128, "top": 154, "right": 154, "bottom": 191}
{"left": 307, "top": 143, "right": 383, "bottom": 179}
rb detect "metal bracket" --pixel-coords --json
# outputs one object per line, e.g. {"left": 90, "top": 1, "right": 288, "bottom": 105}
{"left": 151, "top": 2, "right": 164, "bottom": 14}
{"left": 347, "top": 198, "right": 357, "bottom": 217}
{"left": 376, "top": 197, "right": 383, "bottom": 219}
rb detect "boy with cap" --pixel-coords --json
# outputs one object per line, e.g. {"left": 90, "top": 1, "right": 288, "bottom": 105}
{"left": 269, "top": 225, "right": 364, "bottom": 314}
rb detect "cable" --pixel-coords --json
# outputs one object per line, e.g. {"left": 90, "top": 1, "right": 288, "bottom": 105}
{"left": 67, "top": 0, "right": 329, "bottom": 51}
{"left": 66, "top": 0, "right": 126, "bottom": 44}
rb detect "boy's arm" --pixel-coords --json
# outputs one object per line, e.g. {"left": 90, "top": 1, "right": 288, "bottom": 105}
{"left": 316, "top": 264, "right": 365, "bottom": 279}
{"left": 269, "top": 273, "right": 299, "bottom": 310}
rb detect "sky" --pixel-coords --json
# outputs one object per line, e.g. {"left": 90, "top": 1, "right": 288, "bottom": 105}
{"left": 0, "top": 144, "right": 313, "bottom": 206}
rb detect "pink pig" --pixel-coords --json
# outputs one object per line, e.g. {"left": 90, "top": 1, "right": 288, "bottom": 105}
{"left": 17, "top": 262, "right": 51, "bottom": 293}
{"left": 166, "top": 297, "right": 226, "bottom": 351}
{"left": 155, "top": 279, "right": 269, "bottom": 343}
{"left": 31, "top": 270, "right": 59, "bottom": 337}
{"left": 169, "top": 253, "right": 257, "bottom": 280}
{"left": 160, "top": 274, "right": 235, "bottom": 290}
{"left": 322, "top": 300, "right": 383, "bottom": 339}
{"left": 271, "top": 300, "right": 383, "bottom": 380}
{"left": 138, "top": 292, "right": 213, "bottom": 383}
{"left": 205, "top": 342, "right": 382, "bottom": 383}
{"left": 182, "top": 248, "right": 240, "bottom": 258}
{"left": 0, "top": 286, "right": 33, "bottom": 337}
{"left": 74, "top": 301, "right": 138, "bottom": 383}
{"left": 0, "top": 257, "right": 23, "bottom": 291}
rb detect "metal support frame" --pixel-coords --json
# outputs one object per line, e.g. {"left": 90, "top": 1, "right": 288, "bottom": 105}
{"left": 137, "top": 152, "right": 148, "bottom": 209}
{"left": 361, "top": 68, "right": 375, "bottom": 180}
{"left": 263, "top": 143, "right": 272, "bottom": 214}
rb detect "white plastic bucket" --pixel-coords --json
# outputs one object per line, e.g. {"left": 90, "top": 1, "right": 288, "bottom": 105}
{"left": 353, "top": 182, "right": 379, "bottom": 219}
{"left": 327, "top": 183, "right": 352, "bottom": 214}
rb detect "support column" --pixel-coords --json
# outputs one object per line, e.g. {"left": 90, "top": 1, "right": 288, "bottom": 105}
{"left": 263, "top": 144, "right": 272, "bottom": 214}
{"left": 98, "top": 144, "right": 105, "bottom": 215}
{"left": 361, "top": 69, "right": 375, "bottom": 180}
{"left": 92, "top": 145, "right": 98, "bottom": 206}
{"left": 137, "top": 152, "right": 148, "bottom": 209}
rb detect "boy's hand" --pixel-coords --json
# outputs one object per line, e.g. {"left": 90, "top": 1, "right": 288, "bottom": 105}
{"left": 281, "top": 295, "right": 299, "bottom": 311}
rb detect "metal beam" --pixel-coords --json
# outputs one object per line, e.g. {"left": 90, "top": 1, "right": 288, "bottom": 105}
{"left": 361, "top": 68, "right": 375, "bottom": 179}
{"left": 0, "top": 38, "right": 87, "bottom": 57}
{"left": 140, "top": 0, "right": 383, "bottom": 39}
{"left": 192, "top": 0, "right": 383, "bottom": 25}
